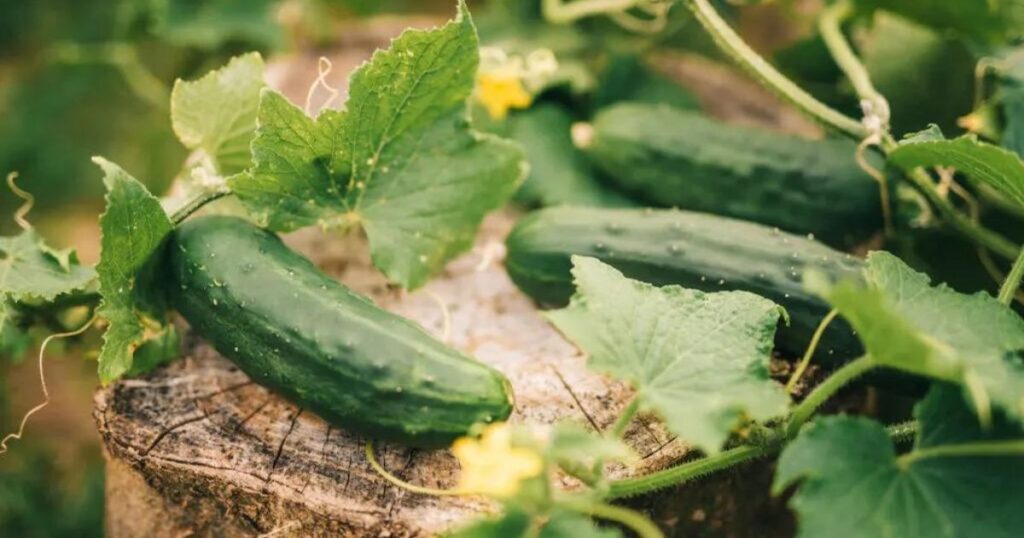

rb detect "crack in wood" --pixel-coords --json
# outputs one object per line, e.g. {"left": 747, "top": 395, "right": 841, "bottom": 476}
{"left": 265, "top": 408, "right": 303, "bottom": 487}
{"left": 143, "top": 412, "right": 210, "bottom": 456}
{"left": 549, "top": 364, "right": 601, "bottom": 432}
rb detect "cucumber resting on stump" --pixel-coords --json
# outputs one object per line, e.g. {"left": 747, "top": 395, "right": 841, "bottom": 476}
{"left": 587, "top": 103, "right": 883, "bottom": 248}
{"left": 168, "top": 215, "right": 514, "bottom": 448}
{"left": 505, "top": 206, "right": 865, "bottom": 363}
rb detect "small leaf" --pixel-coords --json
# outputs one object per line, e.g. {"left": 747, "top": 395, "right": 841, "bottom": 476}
{"left": 0, "top": 301, "right": 33, "bottom": 362}
{"left": 447, "top": 509, "right": 621, "bottom": 538}
{"left": 485, "top": 103, "right": 637, "bottom": 209}
{"left": 547, "top": 422, "right": 634, "bottom": 469}
{"left": 447, "top": 509, "right": 532, "bottom": 538}
{"left": 0, "top": 229, "right": 95, "bottom": 303}
{"left": 94, "top": 157, "right": 176, "bottom": 384}
{"left": 171, "top": 52, "right": 265, "bottom": 175}
{"left": 231, "top": 1, "right": 525, "bottom": 289}
{"left": 855, "top": 0, "right": 1024, "bottom": 45}
{"left": 774, "top": 384, "right": 1024, "bottom": 538}
{"left": 889, "top": 132, "right": 1024, "bottom": 209}
{"left": 547, "top": 256, "right": 789, "bottom": 453}
{"left": 808, "top": 251, "right": 1024, "bottom": 422}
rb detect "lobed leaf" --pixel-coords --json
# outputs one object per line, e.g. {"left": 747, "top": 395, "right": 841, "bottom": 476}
{"left": 546, "top": 256, "right": 789, "bottom": 454}
{"left": 94, "top": 158, "right": 176, "bottom": 384}
{"left": 808, "top": 251, "right": 1024, "bottom": 422}
{"left": 231, "top": 1, "right": 525, "bottom": 289}
{"left": 889, "top": 131, "right": 1024, "bottom": 209}
{"left": 775, "top": 384, "right": 1024, "bottom": 538}
{"left": 171, "top": 52, "right": 265, "bottom": 175}
{"left": 0, "top": 229, "right": 95, "bottom": 303}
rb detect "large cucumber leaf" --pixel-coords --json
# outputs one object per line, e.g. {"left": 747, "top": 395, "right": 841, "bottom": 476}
{"left": 230, "top": 1, "right": 524, "bottom": 289}
{"left": 775, "top": 384, "right": 1024, "bottom": 538}
{"left": 808, "top": 251, "right": 1024, "bottom": 423}
{"left": 546, "top": 256, "right": 789, "bottom": 454}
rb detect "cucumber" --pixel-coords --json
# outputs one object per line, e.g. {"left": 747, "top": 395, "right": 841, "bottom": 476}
{"left": 588, "top": 103, "right": 882, "bottom": 247}
{"left": 505, "top": 206, "right": 864, "bottom": 361}
{"left": 169, "top": 216, "right": 513, "bottom": 447}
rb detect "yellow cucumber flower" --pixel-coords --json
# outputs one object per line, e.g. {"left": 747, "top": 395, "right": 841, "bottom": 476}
{"left": 452, "top": 423, "right": 543, "bottom": 498}
{"left": 476, "top": 73, "right": 532, "bottom": 120}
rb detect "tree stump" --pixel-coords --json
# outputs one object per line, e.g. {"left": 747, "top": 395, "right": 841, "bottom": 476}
{"left": 95, "top": 211, "right": 690, "bottom": 537}
{"left": 94, "top": 17, "right": 815, "bottom": 537}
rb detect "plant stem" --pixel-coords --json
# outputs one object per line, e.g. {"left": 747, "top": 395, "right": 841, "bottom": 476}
{"left": 573, "top": 501, "right": 665, "bottom": 538}
{"left": 170, "top": 188, "right": 232, "bottom": 225}
{"left": 998, "top": 247, "right": 1024, "bottom": 304}
{"left": 542, "top": 0, "right": 641, "bottom": 23}
{"left": 884, "top": 139, "right": 1020, "bottom": 260}
{"left": 607, "top": 444, "right": 768, "bottom": 499}
{"left": 818, "top": 0, "right": 888, "bottom": 121}
{"left": 899, "top": 440, "right": 1024, "bottom": 466}
{"left": 607, "top": 419, "right": 918, "bottom": 499}
{"left": 684, "top": 0, "right": 866, "bottom": 138}
{"left": 786, "top": 309, "right": 839, "bottom": 394}
{"left": 609, "top": 397, "right": 641, "bottom": 439}
{"left": 690, "top": 0, "right": 1019, "bottom": 259}
{"left": 787, "top": 355, "right": 875, "bottom": 438}
{"left": 886, "top": 420, "right": 918, "bottom": 446}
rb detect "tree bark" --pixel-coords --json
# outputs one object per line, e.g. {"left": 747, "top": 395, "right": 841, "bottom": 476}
{"left": 95, "top": 212, "right": 687, "bottom": 537}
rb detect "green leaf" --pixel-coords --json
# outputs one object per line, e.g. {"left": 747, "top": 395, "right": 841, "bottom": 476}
{"left": 94, "top": 157, "right": 176, "bottom": 384}
{"left": 538, "top": 512, "right": 622, "bottom": 538}
{"left": 807, "top": 251, "right": 1024, "bottom": 422}
{"left": 447, "top": 509, "right": 621, "bottom": 538}
{"left": 0, "top": 229, "right": 95, "bottom": 302}
{"left": 889, "top": 133, "right": 1024, "bottom": 209}
{"left": 488, "top": 104, "right": 636, "bottom": 208}
{"left": 546, "top": 256, "right": 789, "bottom": 454}
{"left": 447, "top": 510, "right": 532, "bottom": 538}
{"left": 0, "top": 301, "right": 33, "bottom": 362}
{"left": 230, "top": 2, "right": 524, "bottom": 289}
{"left": 774, "top": 384, "right": 1024, "bottom": 538}
{"left": 547, "top": 422, "right": 634, "bottom": 469}
{"left": 171, "top": 52, "right": 265, "bottom": 176}
{"left": 856, "top": 0, "right": 1024, "bottom": 45}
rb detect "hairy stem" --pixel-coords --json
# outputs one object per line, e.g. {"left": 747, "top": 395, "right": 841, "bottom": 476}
{"left": 899, "top": 440, "right": 1024, "bottom": 466}
{"left": 607, "top": 419, "right": 919, "bottom": 499}
{"left": 787, "top": 355, "right": 875, "bottom": 438}
{"left": 607, "top": 444, "right": 768, "bottom": 499}
{"left": 998, "top": 246, "right": 1024, "bottom": 304}
{"left": 886, "top": 420, "right": 918, "bottom": 446}
{"left": 170, "top": 188, "right": 232, "bottom": 225}
{"left": 684, "top": 0, "right": 866, "bottom": 138}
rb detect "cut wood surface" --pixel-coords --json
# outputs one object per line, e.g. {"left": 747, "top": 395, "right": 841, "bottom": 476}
{"left": 95, "top": 211, "right": 686, "bottom": 537}
{"left": 95, "top": 17, "right": 813, "bottom": 537}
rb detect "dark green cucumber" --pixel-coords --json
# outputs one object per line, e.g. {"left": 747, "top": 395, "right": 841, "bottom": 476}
{"left": 169, "top": 216, "right": 513, "bottom": 447}
{"left": 588, "top": 103, "right": 882, "bottom": 247}
{"left": 505, "top": 206, "right": 864, "bottom": 361}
